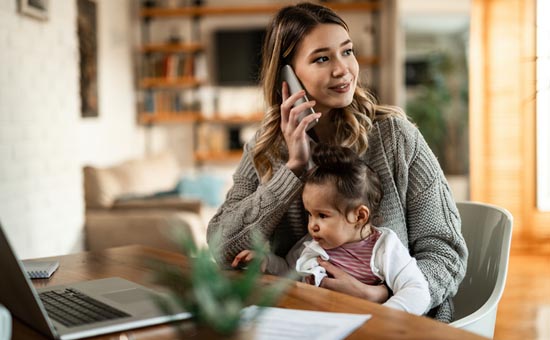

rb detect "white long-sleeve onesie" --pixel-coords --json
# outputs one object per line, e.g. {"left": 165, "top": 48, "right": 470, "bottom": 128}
{"left": 267, "top": 227, "right": 431, "bottom": 315}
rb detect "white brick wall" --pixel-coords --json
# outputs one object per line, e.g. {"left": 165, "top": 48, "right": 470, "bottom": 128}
{"left": 0, "top": 1, "right": 191, "bottom": 259}
{"left": 0, "top": 0, "right": 85, "bottom": 259}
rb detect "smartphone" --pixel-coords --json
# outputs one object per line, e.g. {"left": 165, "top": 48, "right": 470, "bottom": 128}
{"left": 280, "top": 65, "right": 318, "bottom": 131}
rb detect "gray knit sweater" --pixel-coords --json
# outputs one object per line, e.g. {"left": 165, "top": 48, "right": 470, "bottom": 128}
{"left": 207, "top": 116, "right": 468, "bottom": 322}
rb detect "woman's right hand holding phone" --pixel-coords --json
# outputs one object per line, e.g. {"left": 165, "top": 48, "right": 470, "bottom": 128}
{"left": 280, "top": 81, "right": 321, "bottom": 177}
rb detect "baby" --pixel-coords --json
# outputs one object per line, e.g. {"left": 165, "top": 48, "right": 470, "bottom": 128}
{"left": 233, "top": 144, "right": 430, "bottom": 315}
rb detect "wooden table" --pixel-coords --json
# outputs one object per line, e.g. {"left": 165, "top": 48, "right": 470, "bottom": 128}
{"left": 13, "top": 245, "right": 487, "bottom": 340}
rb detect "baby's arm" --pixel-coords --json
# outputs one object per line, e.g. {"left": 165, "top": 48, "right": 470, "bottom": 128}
{"left": 231, "top": 249, "right": 293, "bottom": 275}
{"left": 263, "top": 253, "right": 292, "bottom": 275}
{"left": 374, "top": 229, "right": 431, "bottom": 315}
{"left": 264, "top": 235, "right": 310, "bottom": 276}
{"left": 231, "top": 235, "right": 310, "bottom": 276}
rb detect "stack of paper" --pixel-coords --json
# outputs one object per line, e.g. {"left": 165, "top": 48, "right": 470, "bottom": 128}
{"left": 241, "top": 306, "right": 371, "bottom": 340}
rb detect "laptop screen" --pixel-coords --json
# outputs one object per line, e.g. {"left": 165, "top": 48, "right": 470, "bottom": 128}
{"left": 0, "top": 223, "right": 58, "bottom": 338}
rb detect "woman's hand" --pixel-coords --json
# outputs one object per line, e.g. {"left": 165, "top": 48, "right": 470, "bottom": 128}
{"left": 317, "top": 258, "right": 390, "bottom": 303}
{"left": 280, "top": 81, "right": 321, "bottom": 176}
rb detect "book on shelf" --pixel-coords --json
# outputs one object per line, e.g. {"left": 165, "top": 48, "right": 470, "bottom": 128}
{"left": 164, "top": 54, "right": 178, "bottom": 78}
{"left": 140, "top": 53, "right": 195, "bottom": 80}
{"left": 140, "top": 54, "right": 164, "bottom": 78}
{"left": 144, "top": 90, "right": 155, "bottom": 113}
{"left": 144, "top": 90, "right": 191, "bottom": 114}
{"left": 183, "top": 55, "right": 195, "bottom": 77}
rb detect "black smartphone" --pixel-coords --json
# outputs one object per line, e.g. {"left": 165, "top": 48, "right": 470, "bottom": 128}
{"left": 280, "top": 65, "right": 318, "bottom": 131}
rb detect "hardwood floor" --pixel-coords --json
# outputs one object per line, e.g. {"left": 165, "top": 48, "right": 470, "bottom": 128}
{"left": 493, "top": 249, "right": 550, "bottom": 340}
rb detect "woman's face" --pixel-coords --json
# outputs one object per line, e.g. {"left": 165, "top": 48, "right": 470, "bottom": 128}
{"left": 292, "top": 24, "right": 359, "bottom": 114}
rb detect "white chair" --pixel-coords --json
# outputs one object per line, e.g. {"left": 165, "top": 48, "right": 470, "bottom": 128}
{"left": 449, "top": 201, "right": 513, "bottom": 338}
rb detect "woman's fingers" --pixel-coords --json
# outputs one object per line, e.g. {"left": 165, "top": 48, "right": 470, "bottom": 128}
{"left": 317, "top": 259, "right": 351, "bottom": 291}
{"left": 317, "top": 258, "right": 390, "bottom": 303}
{"left": 318, "top": 258, "right": 345, "bottom": 277}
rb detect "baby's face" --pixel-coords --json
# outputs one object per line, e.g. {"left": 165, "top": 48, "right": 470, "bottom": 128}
{"left": 302, "top": 183, "right": 362, "bottom": 249}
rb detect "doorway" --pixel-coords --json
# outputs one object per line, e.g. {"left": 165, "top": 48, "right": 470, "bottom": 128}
{"left": 400, "top": 1, "right": 470, "bottom": 201}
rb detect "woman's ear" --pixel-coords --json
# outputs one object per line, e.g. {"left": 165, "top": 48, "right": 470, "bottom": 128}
{"left": 355, "top": 205, "right": 370, "bottom": 227}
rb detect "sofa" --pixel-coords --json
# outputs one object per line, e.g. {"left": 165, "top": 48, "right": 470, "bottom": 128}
{"left": 83, "top": 152, "right": 207, "bottom": 252}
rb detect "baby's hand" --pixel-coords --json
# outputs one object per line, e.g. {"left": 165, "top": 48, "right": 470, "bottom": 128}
{"left": 231, "top": 250, "right": 256, "bottom": 269}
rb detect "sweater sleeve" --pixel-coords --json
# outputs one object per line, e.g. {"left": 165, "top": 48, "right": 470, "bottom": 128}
{"left": 401, "top": 120, "right": 468, "bottom": 311}
{"left": 264, "top": 235, "right": 307, "bottom": 276}
{"left": 373, "top": 229, "right": 431, "bottom": 315}
{"left": 207, "top": 141, "right": 304, "bottom": 267}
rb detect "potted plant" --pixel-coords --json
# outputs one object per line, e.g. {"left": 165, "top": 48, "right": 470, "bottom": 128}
{"left": 148, "top": 229, "right": 291, "bottom": 337}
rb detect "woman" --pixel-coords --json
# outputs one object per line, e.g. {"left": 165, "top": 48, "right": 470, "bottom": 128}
{"left": 207, "top": 2, "right": 467, "bottom": 322}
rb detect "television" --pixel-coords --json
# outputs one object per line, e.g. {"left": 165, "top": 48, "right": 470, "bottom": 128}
{"left": 405, "top": 59, "right": 431, "bottom": 87}
{"left": 213, "top": 28, "right": 266, "bottom": 86}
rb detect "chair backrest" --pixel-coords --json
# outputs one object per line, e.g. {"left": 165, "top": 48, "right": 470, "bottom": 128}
{"left": 449, "top": 201, "right": 513, "bottom": 338}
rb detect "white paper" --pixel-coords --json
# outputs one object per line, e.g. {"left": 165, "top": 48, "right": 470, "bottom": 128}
{"left": 241, "top": 306, "right": 371, "bottom": 340}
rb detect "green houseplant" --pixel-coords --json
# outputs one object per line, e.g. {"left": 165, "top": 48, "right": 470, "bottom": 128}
{"left": 406, "top": 51, "right": 469, "bottom": 175}
{"left": 148, "top": 229, "right": 291, "bottom": 336}
{"left": 406, "top": 53, "right": 451, "bottom": 163}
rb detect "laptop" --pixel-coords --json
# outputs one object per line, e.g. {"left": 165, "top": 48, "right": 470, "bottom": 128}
{"left": 0, "top": 223, "right": 191, "bottom": 339}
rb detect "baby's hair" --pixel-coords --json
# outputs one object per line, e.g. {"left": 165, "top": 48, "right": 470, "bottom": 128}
{"left": 304, "top": 143, "right": 383, "bottom": 225}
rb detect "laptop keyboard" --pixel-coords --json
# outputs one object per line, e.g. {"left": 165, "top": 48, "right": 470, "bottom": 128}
{"left": 39, "top": 288, "right": 130, "bottom": 328}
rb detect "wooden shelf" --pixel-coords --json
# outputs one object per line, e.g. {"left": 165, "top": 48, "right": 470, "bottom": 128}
{"left": 138, "top": 111, "right": 200, "bottom": 124}
{"left": 140, "top": 42, "right": 204, "bottom": 54}
{"left": 138, "top": 112, "right": 264, "bottom": 125}
{"left": 140, "top": 2, "right": 380, "bottom": 18}
{"left": 357, "top": 55, "right": 379, "bottom": 66}
{"left": 139, "top": 76, "right": 202, "bottom": 89}
{"left": 198, "top": 114, "right": 263, "bottom": 124}
{"left": 194, "top": 150, "right": 244, "bottom": 162}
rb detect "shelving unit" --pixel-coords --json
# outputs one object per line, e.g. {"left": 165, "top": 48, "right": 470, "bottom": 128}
{"left": 139, "top": 2, "right": 380, "bottom": 17}
{"left": 194, "top": 150, "right": 248, "bottom": 163}
{"left": 136, "top": 1, "right": 390, "bottom": 163}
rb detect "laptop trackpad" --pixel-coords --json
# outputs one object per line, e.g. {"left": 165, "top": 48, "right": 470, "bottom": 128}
{"left": 102, "top": 288, "right": 152, "bottom": 305}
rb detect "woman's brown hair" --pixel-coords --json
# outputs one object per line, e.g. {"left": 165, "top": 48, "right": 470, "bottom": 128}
{"left": 253, "top": 2, "right": 406, "bottom": 182}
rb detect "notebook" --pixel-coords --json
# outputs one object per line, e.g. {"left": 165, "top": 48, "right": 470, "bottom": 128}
{"left": 22, "top": 260, "right": 59, "bottom": 279}
{"left": 0, "top": 222, "right": 191, "bottom": 340}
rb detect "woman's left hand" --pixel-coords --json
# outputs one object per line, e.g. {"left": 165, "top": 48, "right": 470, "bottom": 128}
{"left": 317, "top": 258, "right": 390, "bottom": 303}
